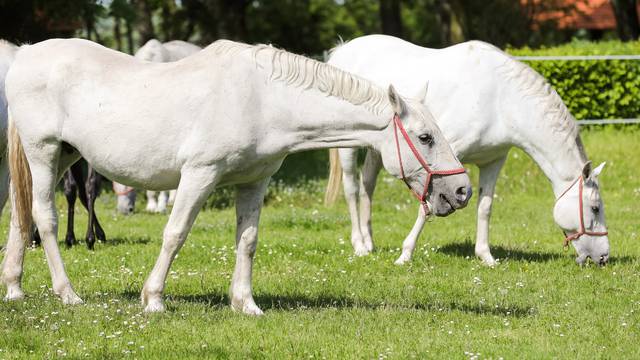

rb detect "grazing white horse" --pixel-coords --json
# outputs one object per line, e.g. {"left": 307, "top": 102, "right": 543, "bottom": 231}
{"left": 0, "top": 40, "right": 18, "bottom": 218}
{"left": 325, "top": 35, "right": 609, "bottom": 266}
{"left": 114, "top": 39, "right": 202, "bottom": 214}
{"left": 2, "top": 39, "right": 471, "bottom": 314}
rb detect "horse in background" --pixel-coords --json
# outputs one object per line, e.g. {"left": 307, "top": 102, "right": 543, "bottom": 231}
{"left": 325, "top": 35, "right": 609, "bottom": 266}
{"left": 114, "top": 39, "right": 202, "bottom": 215}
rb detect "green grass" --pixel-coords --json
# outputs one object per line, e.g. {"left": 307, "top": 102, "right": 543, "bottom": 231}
{"left": 1, "top": 127, "right": 639, "bottom": 359}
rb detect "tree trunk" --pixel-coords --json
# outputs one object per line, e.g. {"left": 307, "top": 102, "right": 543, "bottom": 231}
{"left": 133, "top": 0, "right": 155, "bottom": 46}
{"left": 125, "top": 20, "right": 135, "bottom": 54}
{"left": 218, "top": 0, "right": 248, "bottom": 41}
{"left": 437, "top": 0, "right": 465, "bottom": 45}
{"left": 611, "top": 0, "right": 640, "bottom": 41}
{"left": 114, "top": 16, "right": 123, "bottom": 51}
{"left": 379, "top": 0, "right": 403, "bottom": 37}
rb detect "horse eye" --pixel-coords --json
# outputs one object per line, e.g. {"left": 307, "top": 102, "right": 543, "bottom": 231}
{"left": 418, "top": 133, "right": 434, "bottom": 147}
{"left": 591, "top": 206, "right": 600, "bottom": 214}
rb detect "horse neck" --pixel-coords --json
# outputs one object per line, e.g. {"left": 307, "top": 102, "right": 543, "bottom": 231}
{"left": 268, "top": 88, "right": 392, "bottom": 153}
{"left": 508, "top": 100, "right": 588, "bottom": 197}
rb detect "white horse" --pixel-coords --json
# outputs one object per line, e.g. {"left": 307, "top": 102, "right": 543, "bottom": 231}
{"left": 2, "top": 39, "right": 471, "bottom": 314}
{"left": 325, "top": 35, "right": 609, "bottom": 266}
{"left": 0, "top": 40, "right": 17, "bottom": 219}
{"left": 114, "top": 39, "right": 202, "bottom": 214}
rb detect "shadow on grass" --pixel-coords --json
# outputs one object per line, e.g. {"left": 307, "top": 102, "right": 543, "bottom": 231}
{"left": 120, "top": 290, "right": 533, "bottom": 318}
{"left": 100, "top": 236, "right": 153, "bottom": 247}
{"left": 436, "top": 240, "right": 636, "bottom": 264}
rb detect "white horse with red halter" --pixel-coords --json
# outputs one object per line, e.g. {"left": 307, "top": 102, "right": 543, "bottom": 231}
{"left": 2, "top": 39, "right": 471, "bottom": 313}
{"left": 0, "top": 40, "right": 18, "bottom": 219}
{"left": 114, "top": 39, "right": 202, "bottom": 214}
{"left": 325, "top": 35, "right": 609, "bottom": 266}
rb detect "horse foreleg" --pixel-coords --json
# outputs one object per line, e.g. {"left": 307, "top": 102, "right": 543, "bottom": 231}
{"left": 63, "top": 171, "right": 77, "bottom": 248}
{"left": 475, "top": 156, "right": 507, "bottom": 266}
{"left": 141, "top": 167, "right": 217, "bottom": 312}
{"left": 338, "top": 148, "right": 368, "bottom": 256}
{"left": 230, "top": 177, "right": 269, "bottom": 315}
{"left": 358, "top": 149, "right": 382, "bottom": 252}
{"left": 395, "top": 205, "right": 428, "bottom": 265}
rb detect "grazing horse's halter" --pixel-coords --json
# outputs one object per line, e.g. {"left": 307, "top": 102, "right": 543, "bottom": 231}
{"left": 112, "top": 183, "right": 135, "bottom": 196}
{"left": 555, "top": 176, "right": 608, "bottom": 249}
{"left": 392, "top": 113, "right": 466, "bottom": 214}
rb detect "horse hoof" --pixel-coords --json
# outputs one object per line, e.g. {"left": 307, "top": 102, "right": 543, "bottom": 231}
{"left": 354, "top": 248, "right": 370, "bottom": 257}
{"left": 480, "top": 256, "right": 497, "bottom": 267}
{"left": 232, "top": 302, "right": 263, "bottom": 316}
{"left": 4, "top": 286, "right": 25, "bottom": 301}
{"left": 243, "top": 304, "right": 264, "bottom": 316}
{"left": 61, "top": 291, "right": 83, "bottom": 305}
{"left": 394, "top": 255, "right": 410, "bottom": 265}
{"left": 144, "top": 300, "right": 165, "bottom": 313}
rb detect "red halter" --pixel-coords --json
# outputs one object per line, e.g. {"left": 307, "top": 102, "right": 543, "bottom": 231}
{"left": 392, "top": 113, "right": 466, "bottom": 214}
{"left": 112, "top": 183, "right": 135, "bottom": 196}
{"left": 556, "top": 176, "right": 608, "bottom": 249}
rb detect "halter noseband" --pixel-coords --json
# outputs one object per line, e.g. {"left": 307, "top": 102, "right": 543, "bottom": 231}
{"left": 112, "top": 183, "right": 135, "bottom": 196}
{"left": 392, "top": 113, "right": 466, "bottom": 214}
{"left": 556, "top": 176, "right": 608, "bottom": 249}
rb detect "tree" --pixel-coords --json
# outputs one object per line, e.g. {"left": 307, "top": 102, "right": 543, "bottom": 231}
{"left": 379, "top": 0, "right": 403, "bottom": 36}
{"left": 611, "top": 0, "right": 640, "bottom": 41}
{"left": 132, "top": 0, "right": 155, "bottom": 46}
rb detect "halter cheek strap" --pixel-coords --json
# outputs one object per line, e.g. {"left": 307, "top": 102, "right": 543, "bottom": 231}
{"left": 392, "top": 114, "right": 466, "bottom": 214}
{"left": 556, "top": 176, "right": 608, "bottom": 249}
{"left": 113, "top": 183, "right": 135, "bottom": 196}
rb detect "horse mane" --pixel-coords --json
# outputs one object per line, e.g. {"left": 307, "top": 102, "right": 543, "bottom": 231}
{"left": 497, "top": 55, "right": 580, "bottom": 138}
{"left": 207, "top": 40, "right": 388, "bottom": 115}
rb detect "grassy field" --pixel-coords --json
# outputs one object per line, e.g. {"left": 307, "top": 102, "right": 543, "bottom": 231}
{"left": 0, "top": 127, "right": 639, "bottom": 359}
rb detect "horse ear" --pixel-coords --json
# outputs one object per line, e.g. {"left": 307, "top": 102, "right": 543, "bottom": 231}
{"left": 415, "top": 81, "right": 429, "bottom": 104}
{"left": 581, "top": 161, "right": 592, "bottom": 179}
{"left": 388, "top": 84, "right": 406, "bottom": 115}
{"left": 590, "top": 162, "right": 606, "bottom": 179}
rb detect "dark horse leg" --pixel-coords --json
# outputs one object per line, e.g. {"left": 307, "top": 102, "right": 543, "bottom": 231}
{"left": 85, "top": 166, "right": 106, "bottom": 247}
{"left": 70, "top": 163, "right": 105, "bottom": 250}
{"left": 63, "top": 170, "right": 78, "bottom": 248}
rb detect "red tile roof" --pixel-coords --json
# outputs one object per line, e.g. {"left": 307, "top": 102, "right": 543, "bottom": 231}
{"left": 527, "top": 0, "right": 640, "bottom": 30}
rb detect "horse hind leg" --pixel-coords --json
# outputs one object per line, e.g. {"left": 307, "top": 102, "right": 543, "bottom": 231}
{"left": 230, "top": 178, "right": 270, "bottom": 315}
{"left": 31, "top": 143, "right": 83, "bottom": 304}
{"left": 146, "top": 191, "right": 158, "bottom": 212}
{"left": 475, "top": 156, "right": 507, "bottom": 266}
{"left": 63, "top": 170, "right": 77, "bottom": 248}
{"left": 338, "top": 148, "right": 368, "bottom": 256}
{"left": 156, "top": 191, "right": 169, "bottom": 213}
{"left": 358, "top": 149, "right": 382, "bottom": 253}
{"left": 84, "top": 167, "right": 105, "bottom": 247}
{"left": 3, "top": 142, "right": 81, "bottom": 302}
{"left": 90, "top": 172, "right": 106, "bottom": 243}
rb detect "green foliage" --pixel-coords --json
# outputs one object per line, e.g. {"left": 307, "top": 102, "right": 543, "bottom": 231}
{"left": 508, "top": 40, "right": 640, "bottom": 120}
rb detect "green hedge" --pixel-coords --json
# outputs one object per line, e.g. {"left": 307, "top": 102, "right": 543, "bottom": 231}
{"left": 507, "top": 40, "right": 640, "bottom": 120}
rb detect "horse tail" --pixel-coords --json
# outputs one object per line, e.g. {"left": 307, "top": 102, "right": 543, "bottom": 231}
{"left": 8, "top": 111, "right": 33, "bottom": 240}
{"left": 324, "top": 148, "right": 342, "bottom": 206}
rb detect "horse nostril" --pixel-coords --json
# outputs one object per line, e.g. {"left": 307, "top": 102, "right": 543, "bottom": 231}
{"left": 455, "top": 185, "right": 472, "bottom": 204}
